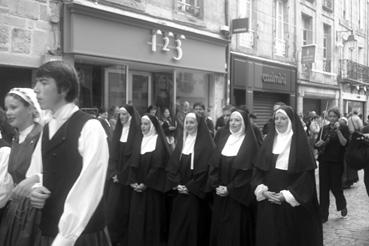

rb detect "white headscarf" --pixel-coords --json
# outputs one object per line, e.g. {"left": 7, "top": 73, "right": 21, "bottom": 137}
{"left": 8, "top": 88, "right": 42, "bottom": 123}
{"left": 221, "top": 111, "right": 246, "bottom": 156}
{"left": 273, "top": 109, "right": 293, "bottom": 170}
{"left": 140, "top": 115, "right": 158, "bottom": 154}
{"left": 181, "top": 112, "right": 197, "bottom": 170}
{"left": 119, "top": 107, "right": 132, "bottom": 143}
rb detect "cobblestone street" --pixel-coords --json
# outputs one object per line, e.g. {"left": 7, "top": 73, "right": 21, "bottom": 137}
{"left": 321, "top": 171, "right": 369, "bottom": 246}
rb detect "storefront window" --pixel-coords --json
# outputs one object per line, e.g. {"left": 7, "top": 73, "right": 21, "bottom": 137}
{"left": 104, "top": 66, "right": 126, "bottom": 110}
{"left": 346, "top": 100, "right": 364, "bottom": 115}
{"left": 75, "top": 63, "right": 103, "bottom": 110}
{"left": 176, "top": 71, "right": 210, "bottom": 109}
{"left": 153, "top": 72, "right": 174, "bottom": 114}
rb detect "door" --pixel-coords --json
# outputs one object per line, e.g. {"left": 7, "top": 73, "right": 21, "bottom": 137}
{"left": 130, "top": 72, "right": 151, "bottom": 115}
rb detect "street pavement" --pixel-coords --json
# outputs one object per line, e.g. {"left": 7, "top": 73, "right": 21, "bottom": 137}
{"left": 321, "top": 170, "right": 369, "bottom": 246}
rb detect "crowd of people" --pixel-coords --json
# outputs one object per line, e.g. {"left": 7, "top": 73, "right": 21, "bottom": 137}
{"left": 0, "top": 60, "right": 367, "bottom": 246}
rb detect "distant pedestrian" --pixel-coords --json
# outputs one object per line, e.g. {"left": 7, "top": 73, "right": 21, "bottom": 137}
{"left": 315, "top": 107, "right": 349, "bottom": 223}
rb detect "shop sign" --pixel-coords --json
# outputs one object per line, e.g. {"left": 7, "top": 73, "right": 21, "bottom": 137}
{"left": 301, "top": 44, "right": 316, "bottom": 63}
{"left": 148, "top": 29, "right": 186, "bottom": 61}
{"left": 232, "top": 18, "right": 249, "bottom": 34}
{"left": 262, "top": 72, "right": 287, "bottom": 85}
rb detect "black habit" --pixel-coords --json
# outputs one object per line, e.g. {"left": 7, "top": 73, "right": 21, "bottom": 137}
{"left": 208, "top": 110, "right": 259, "bottom": 246}
{"left": 127, "top": 114, "right": 170, "bottom": 246}
{"left": 105, "top": 105, "right": 141, "bottom": 245}
{"left": 252, "top": 106, "right": 323, "bottom": 246}
{"left": 167, "top": 114, "right": 216, "bottom": 246}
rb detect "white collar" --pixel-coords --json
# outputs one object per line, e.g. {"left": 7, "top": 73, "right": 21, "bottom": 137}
{"left": 221, "top": 111, "right": 245, "bottom": 156}
{"left": 273, "top": 109, "right": 293, "bottom": 170}
{"left": 19, "top": 124, "right": 34, "bottom": 143}
{"left": 140, "top": 115, "right": 158, "bottom": 154}
{"left": 52, "top": 103, "right": 79, "bottom": 122}
{"left": 120, "top": 116, "right": 131, "bottom": 143}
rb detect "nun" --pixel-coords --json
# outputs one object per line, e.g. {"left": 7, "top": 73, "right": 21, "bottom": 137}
{"left": 0, "top": 88, "right": 42, "bottom": 245}
{"left": 252, "top": 106, "right": 323, "bottom": 246}
{"left": 208, "top": 109, "right": 259, "bottom": 246}
{"left": 167, "top": 112, "right": 215, "bottom": 246}
{"left": 105, "top": 105, "right": 141, "bottom": 246}
{"left": 127, "top": 114, "right": 170, "bottom": 246}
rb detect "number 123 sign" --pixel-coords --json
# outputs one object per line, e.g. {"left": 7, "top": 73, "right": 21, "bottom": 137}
{"left": 148, "top": 29, "right": 186, "bottom": 61}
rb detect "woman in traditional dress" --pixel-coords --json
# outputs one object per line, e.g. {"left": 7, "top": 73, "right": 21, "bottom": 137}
{"left": 0, "top": 88, "right": 42, "bottom": 246}
{"left": 208, "top": 109, "right": 259, "bottom": 246}
{"left": 253, "top": 106, "right": 323, "bottom": 246}
{"left": 127, "top": 114, "right": 170, "bottom": 246}
{"left": 167, "top": 112, "right": 215, "bottom": 246}
{"left": 105, "top": 105, "right": 141, "bottom": 246}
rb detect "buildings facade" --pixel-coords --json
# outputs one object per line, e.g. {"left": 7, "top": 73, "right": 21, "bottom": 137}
{"left": 229, "top": 0, "right": 298, "bottom": 127}
{"left": 1, "top": 0, "right": 228, "bottom": 119}
{"left": 296, "top": 0, "right": 369, "bottom": 119}
{"left": 1, "top": 0, "right": 369, "bottom": 123}
{"left": 0, "top": 0, "right": 58, "bottom": 103}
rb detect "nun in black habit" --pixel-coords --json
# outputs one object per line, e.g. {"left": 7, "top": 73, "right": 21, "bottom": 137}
{"left": 252, "top": 106, "right": 323, "bottom": 246}
{"left": 105, "top": 105, "right": 141, "bottom": 246}
{"left": 208, "top": 110, "right": 259, "bottom": 246}
{"left": 127, "top": 114, "right": 170, "bottom": 246}
{"left": 167, "top": 112, "right": 216, "bottom": 246}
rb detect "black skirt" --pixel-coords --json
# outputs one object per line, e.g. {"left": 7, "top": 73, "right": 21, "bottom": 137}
{"left": 0, "top": 197, "right": 42, "bottom": 246}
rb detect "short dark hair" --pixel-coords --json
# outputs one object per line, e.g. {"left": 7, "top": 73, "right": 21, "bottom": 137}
{"left": 274, "top": 101, "right": 286, "bottom": 107}
{"left": 35, "top": 61, "right": 79, "bottom": 102}
{"left": 193, "top": 102, "right": 205, "bottom": 110}
{"left": 328, "top": 107, "right": 340, "bottom": 118}
{"left": 249, "top": 113, "right": 257, "bottom": 119}
{"left": 147, "top": 105, "right": 158, "bottom": 113}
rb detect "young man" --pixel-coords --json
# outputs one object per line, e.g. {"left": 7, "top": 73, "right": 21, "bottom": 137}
{"left": 27, "top": 61, "right": 110, "bottom": 245}
{"left": 193, "top": 102, "right": 215, "bottom": 137}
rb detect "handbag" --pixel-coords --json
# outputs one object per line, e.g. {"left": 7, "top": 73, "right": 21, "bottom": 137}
{"left": 345, "top": 131, "right": 369, "bottom": 170}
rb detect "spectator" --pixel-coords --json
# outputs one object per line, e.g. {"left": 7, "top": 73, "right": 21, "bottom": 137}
{"left": 262, "top": 101, "right": 286, "bottom": 136}
{"left": 193, "top": 102, "right": 215, "bottom": 137}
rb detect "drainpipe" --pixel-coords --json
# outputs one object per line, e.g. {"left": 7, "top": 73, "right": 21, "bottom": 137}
{"left": 225, "top": 0, "right": 231, "bottom": 105}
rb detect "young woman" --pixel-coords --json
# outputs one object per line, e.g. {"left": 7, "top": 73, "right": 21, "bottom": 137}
{"left": 106, "top": 105, "right": 141, "bottom": 246}
{"left": 253, "top": 106, "right": 323, "bottom": 246}
{"left": 167, "top": 112, "right": 215, "bottom": 246}
{"left": 127, "top": 114, "right": 170, "bottom": 246}
{"left": 0, "top": 88, "right": 42, "bottom": 246}
{"left": 315, "top": 107, "right": 349, "bottom": 223}
{"left": 208, "top": 109, "right": 259, "bottom": 246}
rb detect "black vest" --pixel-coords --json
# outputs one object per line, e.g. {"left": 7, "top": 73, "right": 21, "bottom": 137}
{"left": 40, "top": 110, "right": 105, "bottom": 237}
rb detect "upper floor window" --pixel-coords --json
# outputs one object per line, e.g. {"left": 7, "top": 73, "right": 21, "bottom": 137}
{"left": 302, "top": 14, "right": 313, "bottom": 45}
{"left": 275, "top": 0, "right": 286, "bottom": 56}
{"left": 177, "top": 0, "right": 201, "bottom": 18}
{"left": 322, "top": 0, "right": 333, "bottom": 12}
{"left": 237, "top": 0, "right": 254, "bottom": 48}
{"left": 323, "top": 24, "right": 331, "bottom": 72}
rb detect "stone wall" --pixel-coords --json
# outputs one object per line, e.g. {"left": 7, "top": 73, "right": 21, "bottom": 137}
{"left": 0, "top": 0, "right": 58, "bottom": 67}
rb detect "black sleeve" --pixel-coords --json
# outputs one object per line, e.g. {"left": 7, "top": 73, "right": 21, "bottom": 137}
{"left": 227, "top": 169, "right": 254, "bottom": 206}
{"left": 185, "top": 169, "right": 209, "bottom": 199}
{"left": 144, "top": 141, "right": 167, "bottom": 192}
{"left": 207, "top": 119, "right": 215, "bottom": 137}
{"left": 288, "top": 170, "right": 316, "bottom": 205}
